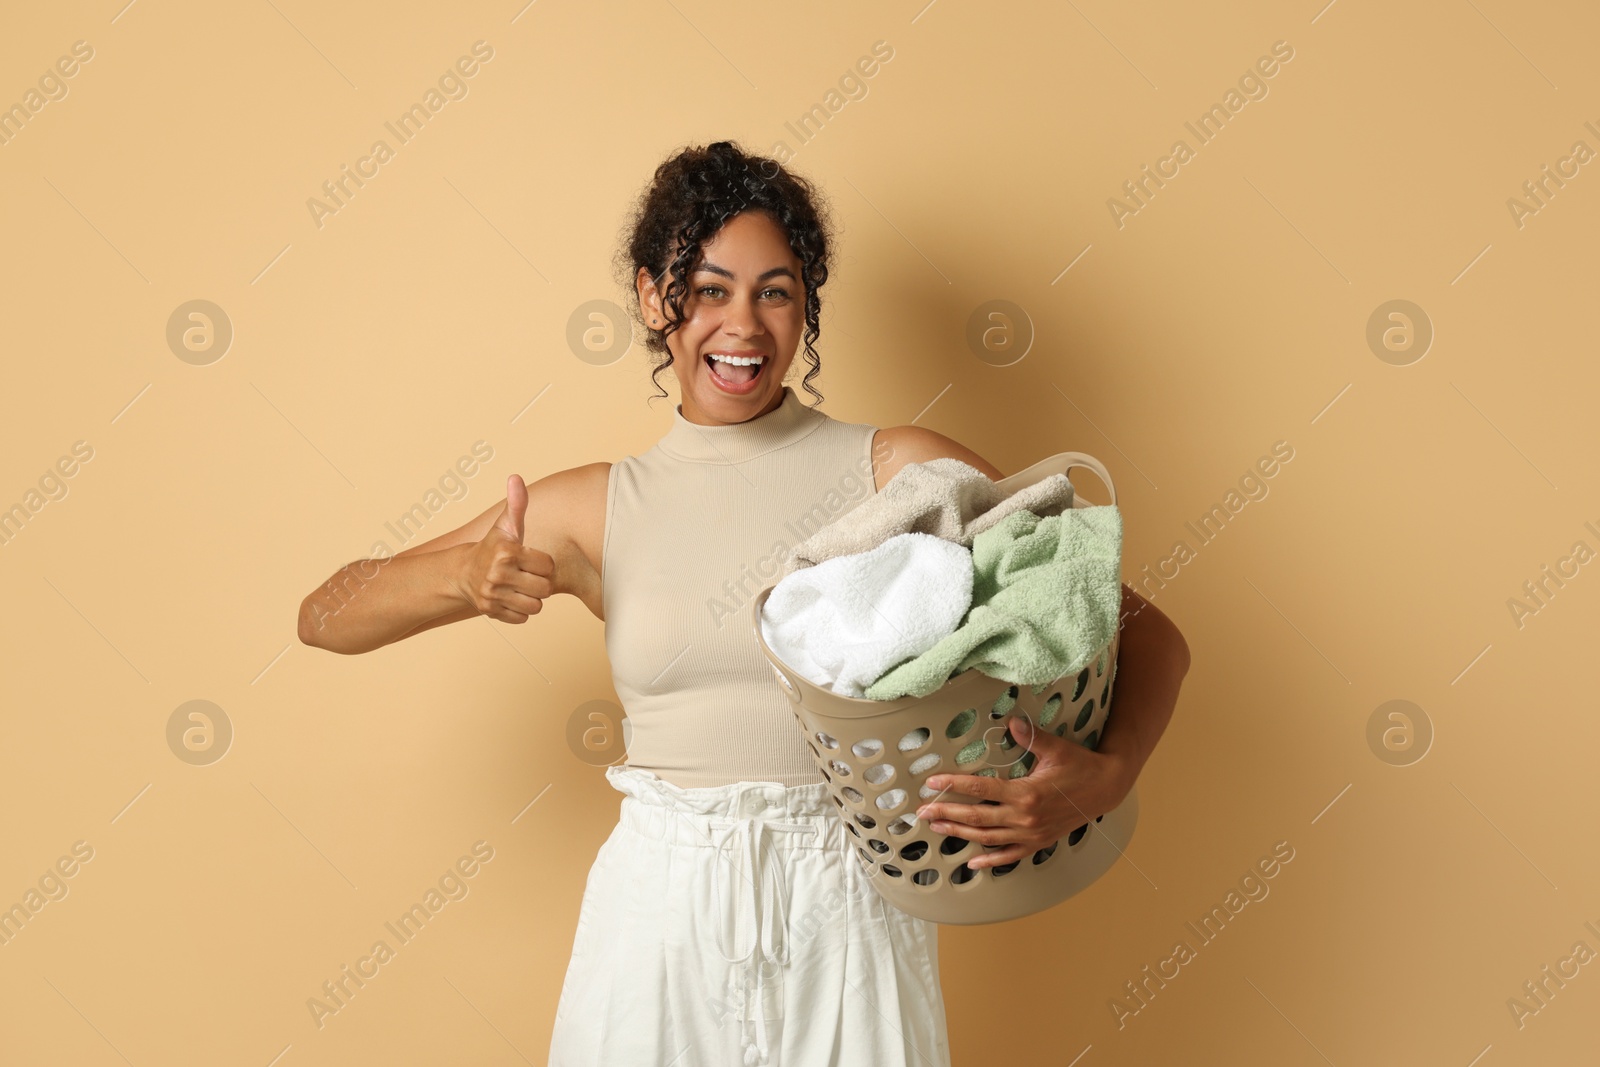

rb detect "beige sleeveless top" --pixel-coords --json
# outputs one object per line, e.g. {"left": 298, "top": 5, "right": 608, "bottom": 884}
{"left": 602, "top": 385, "right": 882, "bottom": 788}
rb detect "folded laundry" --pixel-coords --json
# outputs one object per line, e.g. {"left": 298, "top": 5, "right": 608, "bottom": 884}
{"left": 760, "top": 532, "right": 974, "bottom": 698}
{"left": 863, "top": 505, "right": 1123, "bottom": 701}
{"left": 779, "top": 457, "right": 1075, "bottom": 577}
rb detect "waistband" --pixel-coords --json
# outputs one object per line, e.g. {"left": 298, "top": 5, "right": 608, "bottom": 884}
{"left": 606, "top": 763, "right": 839, "bottom": 842}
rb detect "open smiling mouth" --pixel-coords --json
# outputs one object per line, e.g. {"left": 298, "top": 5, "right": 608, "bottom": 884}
{"left": 704, "top": 352, "right": 768, "bottom": 391}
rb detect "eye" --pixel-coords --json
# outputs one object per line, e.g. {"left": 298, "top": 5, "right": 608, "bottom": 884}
{"left": 695, "top": 284, "right": 790, "bottom": 300}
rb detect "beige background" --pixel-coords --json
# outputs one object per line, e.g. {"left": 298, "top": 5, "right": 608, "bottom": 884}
{"left": 3, "top": 0, "right": 1598, "bottom": 1063}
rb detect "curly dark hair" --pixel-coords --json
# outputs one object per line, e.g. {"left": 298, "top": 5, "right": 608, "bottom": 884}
{"left": 612, "top": 140, "right": 835, "bottom": 408}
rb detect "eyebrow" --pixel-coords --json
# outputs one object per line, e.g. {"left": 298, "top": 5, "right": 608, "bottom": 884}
{"left": 694, "top": 261, "right": 797, "bottom": 282}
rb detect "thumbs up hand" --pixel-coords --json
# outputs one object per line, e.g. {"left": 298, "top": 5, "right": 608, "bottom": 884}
{"left": 457, "top": 475, "right": 556, "bottom": 623}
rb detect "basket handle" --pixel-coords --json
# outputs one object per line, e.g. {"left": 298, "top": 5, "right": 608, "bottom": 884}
{"left": 996, "top": 450, "right": 1118, "bottom": 508}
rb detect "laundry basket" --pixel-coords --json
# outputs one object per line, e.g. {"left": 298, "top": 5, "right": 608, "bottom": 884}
{"left": 750, "top": 451, "right": 1138, "bottom": 925}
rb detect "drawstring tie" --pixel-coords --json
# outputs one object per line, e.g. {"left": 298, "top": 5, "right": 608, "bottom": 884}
{"left": 708, "top": 809, "right": 817, "bottom": 1065}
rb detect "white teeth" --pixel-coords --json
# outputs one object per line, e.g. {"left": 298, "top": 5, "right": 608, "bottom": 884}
{"left": 708, "top": 353, "right": 764, "bottom": 366}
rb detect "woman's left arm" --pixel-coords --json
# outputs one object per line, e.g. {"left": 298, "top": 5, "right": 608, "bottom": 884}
{"left": 1090, "top": 583, "right": 1191, "bottom": 792}
{"left": 914, "top": 583, "right": 1191, "bottom": 869}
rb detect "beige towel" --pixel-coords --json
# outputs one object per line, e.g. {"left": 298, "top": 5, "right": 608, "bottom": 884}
{"left": 779, "top": 457, "right": 1075, "bottom": 576}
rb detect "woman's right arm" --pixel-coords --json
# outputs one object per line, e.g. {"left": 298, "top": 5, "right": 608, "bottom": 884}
{"left": 296, "top": 467, "right": 602, "bottom": 655}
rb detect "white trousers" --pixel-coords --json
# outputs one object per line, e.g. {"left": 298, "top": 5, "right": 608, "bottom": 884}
{"left": 548, "top": 764, "right": 952, "bottom": 1066}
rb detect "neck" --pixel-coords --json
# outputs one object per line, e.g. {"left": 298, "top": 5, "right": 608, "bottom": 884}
{"left": 678, "top": 388, "right": 786, "bottom": 427}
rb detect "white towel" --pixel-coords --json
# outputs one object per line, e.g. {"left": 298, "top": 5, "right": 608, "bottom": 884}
{"left": 759, "top": 532, "right": 974, "bottom": 698}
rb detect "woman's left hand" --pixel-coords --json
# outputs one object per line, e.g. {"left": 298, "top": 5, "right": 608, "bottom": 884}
{"left": 913, "top": 715, "right": 1134, "bottom": 869}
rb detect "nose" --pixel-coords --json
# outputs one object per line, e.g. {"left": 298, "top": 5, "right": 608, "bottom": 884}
{"left": 720, "top": 293, "right": 764, "bottom": 338}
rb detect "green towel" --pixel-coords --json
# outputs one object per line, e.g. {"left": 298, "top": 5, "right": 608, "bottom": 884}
{"left": 862, "top": 505, "right": 1123, "bottom": 700}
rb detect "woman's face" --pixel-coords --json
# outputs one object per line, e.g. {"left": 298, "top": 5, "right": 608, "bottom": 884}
{"left": 638, "top": 210, "right": 805, "bottom": 426}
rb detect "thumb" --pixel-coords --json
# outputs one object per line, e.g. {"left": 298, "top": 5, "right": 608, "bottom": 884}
{"left": 1007, "top": 713, "right": 1075, "bottom": 769}
{"left": 493, "top": 474, "right": 528, "bottom": 544}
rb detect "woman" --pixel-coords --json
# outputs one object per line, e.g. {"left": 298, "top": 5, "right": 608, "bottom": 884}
{"left": 298, "top": 140, "right": 1191, "bottom": 1065}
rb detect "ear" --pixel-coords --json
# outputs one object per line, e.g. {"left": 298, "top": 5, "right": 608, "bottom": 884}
{"left": 636, "top": 265, "right": 666, "bottom": 326}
